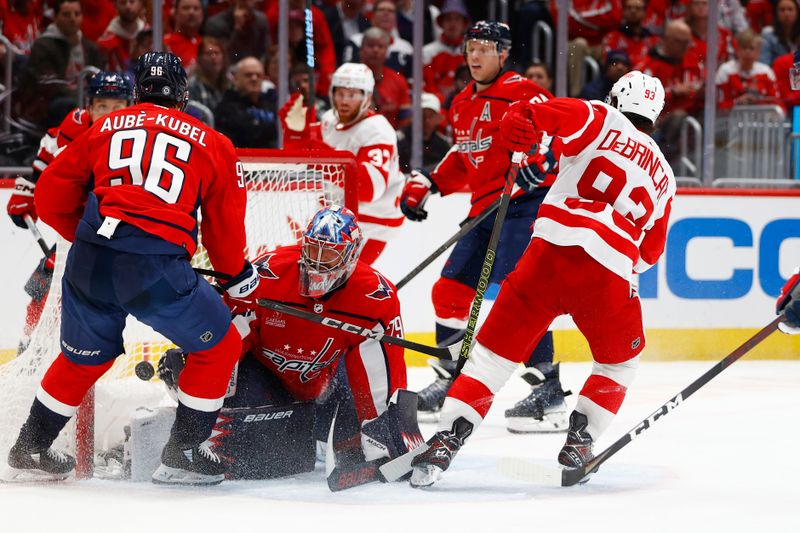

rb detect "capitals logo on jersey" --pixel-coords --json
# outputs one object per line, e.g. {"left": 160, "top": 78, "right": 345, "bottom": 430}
{"left": 366, "top": 273, "right": 394, "bottom": 301}
{"left": 260, "top": 337, "right": 340, "bottom": 383}
{"left": 255, "top": 253, "right": 278, "bottom": 279}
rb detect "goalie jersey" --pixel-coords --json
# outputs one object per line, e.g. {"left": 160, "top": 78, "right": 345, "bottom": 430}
{"left": 238, "top": 245, "right": 407, "bottom": 423}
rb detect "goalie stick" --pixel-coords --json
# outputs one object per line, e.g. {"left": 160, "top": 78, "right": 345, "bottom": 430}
{"left": 497, "top": 315, "right": 783, "bottom": 487}
{"left": 395, "top": 197, "right": 501, "bottom": 290}
{"left": 455, "top": 152, "right": 523, "bottom": 374}
{"left": 23, "top": 214, "right": 52, "bottom": 258}
{"left": 256, "top": 298, "right": 459, "bottom": 360}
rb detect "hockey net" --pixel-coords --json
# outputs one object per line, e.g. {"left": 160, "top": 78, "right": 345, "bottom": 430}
{"left": 0, "top": 149, "right": 358, "bottom": 476}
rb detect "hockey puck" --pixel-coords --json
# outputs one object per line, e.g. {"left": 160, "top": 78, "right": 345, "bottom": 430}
{"left": 135, "top": 361, "right": 155, "bottom": 381}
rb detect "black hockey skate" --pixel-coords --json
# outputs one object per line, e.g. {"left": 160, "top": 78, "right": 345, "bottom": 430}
{"left": 152, "top": 440, "right": 226, "bottom": 486}
{"left": 409, "top": 417, "right": 473, "bottom": 488}
{"left": 416, "top": 361, "right": 454, "bottom": 422}
{"left": 505, "top": 363, "right": 571, "bottom": 433}
{"left": 0, "top": 442, "right": 75, "bottom": 482}
{"left": 558, "top": 411, "right": 595, "bottom": 483}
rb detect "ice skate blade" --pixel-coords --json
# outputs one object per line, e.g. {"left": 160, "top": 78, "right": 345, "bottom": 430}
{"left": 505, "top": 413, "right": 569, "bottom": 434}
{"left": 0, "top": 463, "right": 73, "bottom": 483}
{"left": 151, "top": 464, "right": 224, "bottom": 486}
{"left": 417, "top": 410, "right": 441, "bottom": 423}
{"left": 409, "top": 464, "right": 443, "bottom": 488}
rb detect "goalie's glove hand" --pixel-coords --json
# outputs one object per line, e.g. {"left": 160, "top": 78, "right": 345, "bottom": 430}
{"left": 400, "top": 169, "right": 437, "bottom": 222}
{"left": 279, "top": 92, "right": 309, "bottom": 132}
{"left": 7, "top": 177, "right": 36, "bottom": 229}
{"left": 776, "top": 269, "right": 800, "bottom": 334}
{"left": 500, "top": 100, "right": 540, "bottom": 154}
{"left": 515, "top": 145, "right": 558, "bottom": 192}
{"left": 157, "top": 348, "right": 187, "bottom": 400}
{"left": 218, "top": 260, "right": 259, "bottom": 298}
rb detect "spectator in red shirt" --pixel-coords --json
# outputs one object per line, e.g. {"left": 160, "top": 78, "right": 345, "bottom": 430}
{"left": 759, "top": 0, "right": 800, "bottom": 68}
{"left": 79, "top": 0, "right": 117, "bottom": 42}
{"left": 344, "top": 0, "right": 414, "bottom": 79}
{"left": 360, "top": 27, "right": 410, "bottom": 129}
{"left": 642, "top": 0, "right": 688, "bottom": 35}
{"left": 638, "top": 18, "right": 703, "bottom": 166}
{"left": 97, "top": 0, "right": 148, "bottom": 72}
{"left": 164, "top": 0, "right": 204, "bottom": 74}
{"left": 747, "top": 0, "right": 773, "bottom": 33}
{"left": 601, "top": 0, "right": 659, "bottom": 66}
{"left": 423, "top": 0, "right": 470, "bottom": 103}
{"left": 0, "top": 0, "right": 44, "bottom": 54}
{"left": 716, "top": 29, "right": 780, "bottom": 111}
{"left": 773, "top": 51, "right": 800, "bottom": 111}
{"left": 685, "top": 0, "right": 734, "bottom": 69}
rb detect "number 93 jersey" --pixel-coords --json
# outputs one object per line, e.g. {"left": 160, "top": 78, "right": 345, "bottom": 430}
{"left": 528, "top": 98, "right": 676, "bottom": 285}
{"left": 35, "top": 103, "right": 247, "bottom": 277}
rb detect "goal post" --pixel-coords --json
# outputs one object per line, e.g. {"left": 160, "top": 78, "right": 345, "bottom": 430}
{"left": 0, "top": 148, "right": 358, "bottom": 477}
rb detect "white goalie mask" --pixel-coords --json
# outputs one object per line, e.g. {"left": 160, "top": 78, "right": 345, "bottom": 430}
{"left": 606, "top": 70, "right": 665, "bottom": 125}
{"left": 299, "top": 206, "right": 364, "bottom": 299}
{"left": 329, "top": 62, "right": 375, "bottom": 123}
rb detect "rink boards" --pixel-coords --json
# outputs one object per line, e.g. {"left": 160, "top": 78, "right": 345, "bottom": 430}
{"left": 2, "top": 183, "right": 799, "bottom": 363}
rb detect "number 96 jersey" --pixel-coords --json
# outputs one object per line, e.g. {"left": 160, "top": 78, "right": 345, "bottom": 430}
{"left": 35, "top": 103, "right": 247, "bottom": 278}
{"left": 528, "top": 98, "right": 676, "bottom": 285}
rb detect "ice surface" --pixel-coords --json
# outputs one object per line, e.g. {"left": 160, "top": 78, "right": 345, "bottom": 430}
{"left": 1, "top": 361, "right": 798, "bottom": 533}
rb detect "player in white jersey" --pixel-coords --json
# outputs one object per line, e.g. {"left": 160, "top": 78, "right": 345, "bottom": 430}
{"left": 409, "top": 71, "right": 676, "bottom": 487}
{"left": 280, "top": 62, "right": 404, "bottom": 264}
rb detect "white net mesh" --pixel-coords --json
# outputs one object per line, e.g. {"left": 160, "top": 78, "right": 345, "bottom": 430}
{"left": 0, "top": 150, "right": 355, "bottom": 464}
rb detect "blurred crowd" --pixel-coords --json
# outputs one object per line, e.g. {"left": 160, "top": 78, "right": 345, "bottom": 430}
{"left": 1, "top": 0, "right": 798, "bottom": 173}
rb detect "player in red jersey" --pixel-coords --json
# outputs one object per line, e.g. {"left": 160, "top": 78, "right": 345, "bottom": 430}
{"left": 410, "top": 71, "right": 676, "bottom": 487}
{"left": 158, "top": 206, "right": 420, "bottom": 474}
{"left": 399, "top": 21, "right": 567, "bottom": 434}
{"left": 1, "top": 52, "right": 258, "bottom": 486}
{"left": 7, "top": 71, "right": 134, "bottom": 350}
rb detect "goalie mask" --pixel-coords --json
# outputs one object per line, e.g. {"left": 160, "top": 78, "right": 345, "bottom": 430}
{"left": 299, "top": 206, "right": 363, "bottom": 298}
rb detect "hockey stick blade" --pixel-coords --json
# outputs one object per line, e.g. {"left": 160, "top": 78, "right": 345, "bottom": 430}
{"left": 395, "top": 197, "right": 501, "bottom": 290}
{"left": 256, "top": 298, "right": 457, "bottom": 360}
{"left": 498, "top": 315, "right": 783, "bottom": 487}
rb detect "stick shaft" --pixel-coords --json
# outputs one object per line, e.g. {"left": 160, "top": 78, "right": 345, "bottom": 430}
{"left": 23, "top": 214, "right": 51, "bottom": 258}
{"left": 395, "top": 197, "right": 501, "bottom": 290}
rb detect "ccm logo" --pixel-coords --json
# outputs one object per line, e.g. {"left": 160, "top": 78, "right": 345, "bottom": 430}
{"left": 243, "top": 410, "right": 293, "bottom": 422}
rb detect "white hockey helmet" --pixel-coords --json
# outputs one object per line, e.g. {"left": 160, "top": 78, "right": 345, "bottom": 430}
{"left": 606, "top": 70, "right": 665, "bottom": 125}
{"left": 330, "top": 62, "right": 375, "bottom": 121}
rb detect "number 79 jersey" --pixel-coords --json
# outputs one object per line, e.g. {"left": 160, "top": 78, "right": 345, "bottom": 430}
{"left": 529, "top": 98, "right": 676, "bottom": 284}
{"left": 36, "top": 103, "right": 247, "bottom": 277}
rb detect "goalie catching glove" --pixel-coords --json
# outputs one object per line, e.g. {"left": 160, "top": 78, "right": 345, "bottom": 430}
{"left": 499, "top": 100, "right": 540, "bottom": 154}
{"left": 7, "top": 177, "right": 37, "bottom": 229}
{"left": 278, "top": 91, "right": 317, "bottom": 145}
{"left": 400, "top": 169, "right": 438, "bottom": 222}
{"left": 776, "top": 268, "right": 800, "bottom": 334}
{"left": 218, "top": 260, "right": 259, "bottom": 298}
{"left": 515, "top": 144, "right": 558, "bottom": 191}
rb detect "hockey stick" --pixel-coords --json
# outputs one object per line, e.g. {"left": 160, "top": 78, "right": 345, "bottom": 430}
{"left": 497, "top": 315, "right": 784, "bottom": 487}
{"left": 455, "top": 152, "right": 524, "bottom": 374}
{"left": 23, "top": 214, "right": 51, "bottom": 258}
{"left": 256, "top": 298, "right": 459, "bottom": 360}
{"left": 304, "top": 0, "right": 315, "bottom": 109}
{"left": 395, "top": 197, "right": 502, "bottom": 291}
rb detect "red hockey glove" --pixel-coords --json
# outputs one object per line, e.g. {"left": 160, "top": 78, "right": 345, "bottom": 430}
{"left": 279, "top": 92, "right": 316, "bottom": 147}
{"left": 777, "top": 269, "right": 800, "bottom": 334}
{"left": 400, "top": 169, "right": 436, "bottom": 222}
{"left": 500, "top": 101, "right": 539, "bottom": 154}
{"left": 7, "top": 177, "right": 37, "bottom": 229}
